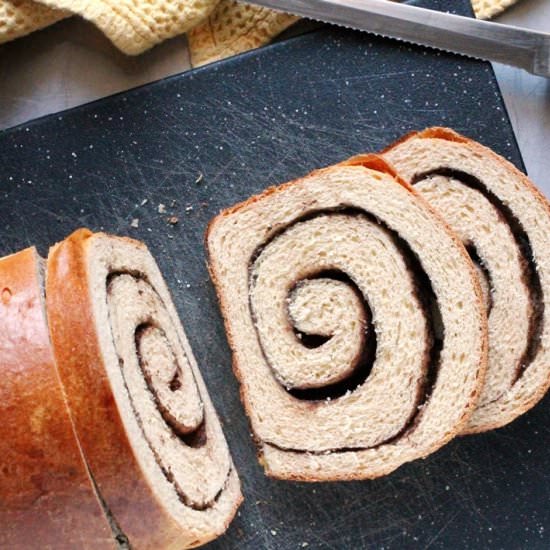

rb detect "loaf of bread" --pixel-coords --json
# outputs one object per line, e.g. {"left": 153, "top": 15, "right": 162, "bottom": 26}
{"left": 46, "top": 229, "right": 242, "bottom": 547}
{"left": 0, "top": 248, "right": 115, "bottom": 549}
{"left": 207, "top": 155, "right": 487, "bottom": 480}
{"left": 383, "top": 127, "right": 550, "bottom": 433}
{"left": 0, "top": 230, "right": 241, "bottom": 548}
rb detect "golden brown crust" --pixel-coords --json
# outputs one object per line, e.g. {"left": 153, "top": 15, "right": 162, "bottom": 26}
{"left": 379, "top": 127, "right": 469, "bottom": 157}
{"left": 47, "top": 228, "right": 238, "bottom": 549}
{"left": 340, "top": 153, "right": 415, "bottom": 191}
{"left": 384, "top": 126, "right": 547, "bottom": 216}
{"left": 412, "top": 126, "right": 550, "bottom": 223}
{"left": 206, "top": 159, "right": 488, "bottom": 480}
{"left": 207, "top": 154, "right": 413, "bottom": 226}
{"left": 0, "top": 247, "right": 114, "bottom": 549}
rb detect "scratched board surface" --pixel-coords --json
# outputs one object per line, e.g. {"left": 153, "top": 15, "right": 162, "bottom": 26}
{"left": 1, "top": 0, "right": 548, "bottom": 548}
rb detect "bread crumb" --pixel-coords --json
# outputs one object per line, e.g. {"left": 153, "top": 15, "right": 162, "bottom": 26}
{"left": 167, "top": 216, "right": 179, "bottom": 225}
{"left": 158, "top": 203, "right": 166, "bottom": 214}
{"left": 130, "top": 218, "right": 139, "bottom": 228}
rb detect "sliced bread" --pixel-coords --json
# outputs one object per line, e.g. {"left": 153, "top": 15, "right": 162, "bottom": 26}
{"left": 207, "top": 155, "right": 487, "bottom": 480}
{"left": 383, "top": 127, "right": 550, "bottom": 433}
{"left": 46, "top": 229, "right": 242, "bottom": 548}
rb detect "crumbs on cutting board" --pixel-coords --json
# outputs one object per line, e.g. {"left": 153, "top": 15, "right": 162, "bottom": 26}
{"left": 125, "top": 172, "right": 210, "bottom": 230}
{"left": 128, "top": 193, "right": 206, "bottom": 230}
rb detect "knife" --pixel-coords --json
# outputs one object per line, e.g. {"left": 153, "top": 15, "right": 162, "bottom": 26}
{"left": 246, "top": 0, "right": 550, "bottom": 77}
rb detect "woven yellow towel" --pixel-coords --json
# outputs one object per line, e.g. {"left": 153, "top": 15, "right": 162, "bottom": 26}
{"left": 472, "top": 0, "right": 519, "bottom": 19}
{"left": 36, "top": 0, "right": 219, "bottom": 54}
{"left": 0, "top": 1, "right": 68, "bottom": 45}
{"left": 0, "top": 0, "right": 523, "bottom": 57}
{"left": 0, "top": 0, "right": 220, "bottom": 53}
{"left": 188, "top": 0, "right": 298, "bottom": 66}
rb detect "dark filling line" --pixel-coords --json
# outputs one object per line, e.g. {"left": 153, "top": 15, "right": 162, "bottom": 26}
{"left": 465, "top": 242, "right": 494, "bottom": 315}
{"left": 287, "top": 270, "right": 375, "bottom": 401}
{"left": 248, "top": 207, "right": 443, "bottom": 454}
{"left": 412, "top": 168, "right": 544, "bottom": 385}
{"left": 134, "top": 322, "right": 207, "bottom": 448}
{"left": 106, "top": 272, "right": 231, "bottom": 511}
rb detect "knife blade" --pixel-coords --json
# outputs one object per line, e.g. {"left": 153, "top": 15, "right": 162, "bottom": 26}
{"left": 246, "top": 0, "right": 550, "bottom": 77}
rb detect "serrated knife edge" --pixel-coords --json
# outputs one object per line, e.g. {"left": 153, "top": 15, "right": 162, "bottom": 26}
{"left": 246, "top": 0, "right": 550, "bottom": 77}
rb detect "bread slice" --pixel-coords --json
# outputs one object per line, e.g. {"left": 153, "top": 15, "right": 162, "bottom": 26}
{"left": 46, "top": 229, "right": 242, "bottom": 548}
{"left": 206, "top": 155, "right": 487, "bottom": 481}
{"left": 383, "top": 127, "right": 550, "bottom": 433}
{"left": 0, "top": 248, "right": 115, "bottom": 549}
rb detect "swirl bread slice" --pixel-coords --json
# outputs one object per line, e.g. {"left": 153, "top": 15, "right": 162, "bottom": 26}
{"left": 206, "top": 155, "right": 487, "bottom": 481}
{"left": 383, "top": 127, "right": 550, "bottom": 433}
{"left": 46, "top": 229, "right": 242, "bottom": 548}
{"left": 0, "top": 248, "right": 115, "bottom": 549}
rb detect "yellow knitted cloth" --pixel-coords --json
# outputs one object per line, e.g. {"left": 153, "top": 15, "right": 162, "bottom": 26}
{"left": 0, "top": 0, "right": 522, "bottom": 63}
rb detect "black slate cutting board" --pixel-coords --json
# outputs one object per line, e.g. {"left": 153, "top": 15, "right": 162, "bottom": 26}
{"left": 1, "top": 0, "right": 548, "bottom": 548}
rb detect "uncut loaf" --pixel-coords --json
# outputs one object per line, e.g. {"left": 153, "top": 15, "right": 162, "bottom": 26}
{"left": 0, "top": 248, "right": 115, "bottom": 550}
{"left": 0, "top": 230, "right": 242, "bottom": 549}
{"left": 207, "top": 155, "right": 487, "bottom": 481}
{"left": 383, "top": 127, "right": 550, "bottom": 433}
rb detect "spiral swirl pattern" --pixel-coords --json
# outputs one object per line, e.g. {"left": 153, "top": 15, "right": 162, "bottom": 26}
{"left": 208, "top": 156, "right": 486, "bottom": 480}
{"left": 384, "top": 128, "right": 550, "bottom": 434}
{"left": 106, "top": 272, "right": 224, "bottom": 508}
{"left": 47, "top": 230, "right": 241, "bottom": 548}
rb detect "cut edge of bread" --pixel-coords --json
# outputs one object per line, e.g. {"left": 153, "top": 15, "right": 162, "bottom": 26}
{"left": 46, "top": 228, "right": 242, "bottom": 548}
{"left": 382, "top": 127, "right": 550, "bottom": 434}
{"left": 206, "top": 156, "right": 488, "bottom": 480}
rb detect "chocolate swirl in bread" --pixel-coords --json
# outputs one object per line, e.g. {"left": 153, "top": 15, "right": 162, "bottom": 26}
{"left": 383, "top": 127, "right": 550, "bottom": 433}
{"left": 249, "top": 208, "right": 440, "bottom": 409}
{"left": 47, "top": 230, "right": 241, "bottom": 548}
{"left": 207, "top": 156, "right": 487, "bottom": 480}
